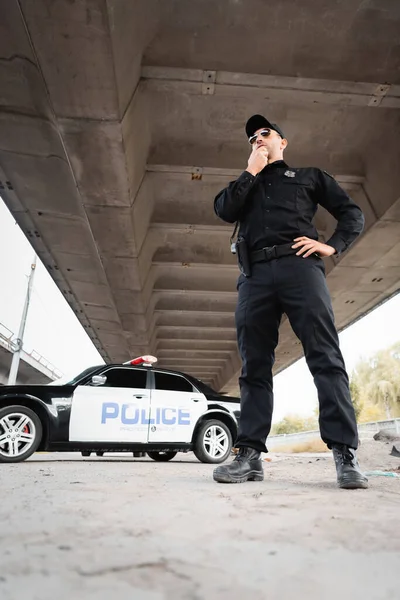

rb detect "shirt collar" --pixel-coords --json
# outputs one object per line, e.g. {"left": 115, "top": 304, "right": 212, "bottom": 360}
{"left": 266, "top": 159, "right": 288, "bottom": 169}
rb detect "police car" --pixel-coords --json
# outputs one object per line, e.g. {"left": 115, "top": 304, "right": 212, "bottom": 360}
{"left": 0, "top": 356, "right": 240, "bottom": 464}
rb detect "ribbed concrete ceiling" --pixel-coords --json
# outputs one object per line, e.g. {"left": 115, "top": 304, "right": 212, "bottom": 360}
{"left": 0, "top": 0, "right": 399, "bottom": 393}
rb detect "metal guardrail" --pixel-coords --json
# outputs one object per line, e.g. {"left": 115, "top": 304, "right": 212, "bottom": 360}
{"left": 268, "top": 418, "right": 400, "bottom": 448}
{"left": 29, "top": 349, "right": 63, "bottom": 380}
{"left": 358, "top": 419, "right": 400, "bottom": 435}
{"left": 0, "top": 321, "right": 62, "bottom": 380}
{"left": 0, "top": 322, "right": 16, "bottom": 347}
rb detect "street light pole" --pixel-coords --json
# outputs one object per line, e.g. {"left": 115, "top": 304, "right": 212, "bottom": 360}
{"left": 7, "top": 255, "right": 37, "bottom": 385}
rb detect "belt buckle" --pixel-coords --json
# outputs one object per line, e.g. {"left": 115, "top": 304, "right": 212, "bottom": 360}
{"left": 263, "top": 245, "right": 277, "bottom": 261}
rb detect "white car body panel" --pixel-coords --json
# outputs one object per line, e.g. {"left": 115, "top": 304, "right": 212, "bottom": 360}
{"left": 148, "top": 389, "right": 208, "bottom": 443}
{"left": 69, "top": 385, "right": 150, "bottom": 443}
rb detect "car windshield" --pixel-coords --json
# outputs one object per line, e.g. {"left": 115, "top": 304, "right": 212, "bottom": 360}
{"left": 47, "top": 366, "right": 101, "bottom": 386}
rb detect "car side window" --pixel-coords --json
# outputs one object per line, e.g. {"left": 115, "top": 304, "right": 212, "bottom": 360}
{"left": 154, "top": 372, "right": 195, "bottom": 393}
{"left": 98, "top": 368, "right": 147, "bottom": 389}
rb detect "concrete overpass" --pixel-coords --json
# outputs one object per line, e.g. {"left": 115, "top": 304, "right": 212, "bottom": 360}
{"left": 0, "top": 0, "right": 399, "bottom": 393}
{"left": 0, "top": 322, "right": 62, "bottom": 385}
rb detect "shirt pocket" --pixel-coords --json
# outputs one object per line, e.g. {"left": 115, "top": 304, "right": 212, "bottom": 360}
{"left": 273, "top": 180, "right": 302, "bottom": 212}
{"left": 295, "top": 182, "right": 317, "bottom": 225}
{"left": 279, "top": 180, "right": 316, "bottom": 227}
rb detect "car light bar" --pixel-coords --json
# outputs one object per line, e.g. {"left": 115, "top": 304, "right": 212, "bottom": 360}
{"left": 123, "top": 355, "right": 158, "bottom": 366}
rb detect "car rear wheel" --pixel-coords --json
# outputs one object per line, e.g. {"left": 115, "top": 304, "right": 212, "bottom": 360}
{"left": 147, "top": 451, "right": 177, "bottom": 462}
{"left": 193, "top": 419, "right": 232, "bottom": 464}
{"left": 0, "top": 405, "right": 42, "bottom": 463}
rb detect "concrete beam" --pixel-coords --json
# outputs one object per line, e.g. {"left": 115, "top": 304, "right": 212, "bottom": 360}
{"left": 147, "top": 164, "right": 366, "bottom": 186}
{"left": 142, "top": 67, "right": 400, "bottom": 109}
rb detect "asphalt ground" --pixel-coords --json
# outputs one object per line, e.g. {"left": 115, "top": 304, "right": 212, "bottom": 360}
{"left": 1, "top": 441, "right": 399, "bottom": 600}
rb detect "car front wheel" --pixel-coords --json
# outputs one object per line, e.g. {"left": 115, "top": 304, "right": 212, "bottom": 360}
{"left": 193, "top": 419, "right": 232, "bottom": 464}
{"left": 0, "top": 405, "right": 43, "bottom": 463}
{"left": 147, "top": 451, "right": 177, "bottom": 462}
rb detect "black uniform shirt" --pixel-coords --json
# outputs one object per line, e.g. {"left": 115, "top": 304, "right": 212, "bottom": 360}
{"left": 214, "top": 160, "right": 365, "bottom": 255}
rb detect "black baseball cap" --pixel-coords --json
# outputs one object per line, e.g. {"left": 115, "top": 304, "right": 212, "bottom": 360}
{"left": 245, "top": 114, "right": 285, "bottom": 139}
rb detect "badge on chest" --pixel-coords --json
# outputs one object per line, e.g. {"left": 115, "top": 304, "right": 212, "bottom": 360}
{"left": 284, "top": 170, "right": 296, "bottom": 178}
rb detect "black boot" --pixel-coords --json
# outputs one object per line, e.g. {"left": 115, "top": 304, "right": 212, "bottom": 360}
{"left": 332, "top": 445, "right": 368, "bottom": 489}
{"left": 213, "top": 447, "right": 264, "bottom": 483}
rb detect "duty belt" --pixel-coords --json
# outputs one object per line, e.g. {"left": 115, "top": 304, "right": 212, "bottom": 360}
{"left": 250, "top": 243, "right": 297, "bottom": 264}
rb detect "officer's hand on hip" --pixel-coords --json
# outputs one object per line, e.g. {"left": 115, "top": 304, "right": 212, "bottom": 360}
{"left": 292, "top": 237, "right": 336, "bottom": 258}
{"left": 246, "top": 146, "right": 269, "bottom": 176}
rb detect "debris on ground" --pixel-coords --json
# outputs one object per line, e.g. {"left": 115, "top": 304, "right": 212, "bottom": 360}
{"left": 364, "top": 470, "right": 400, "bottom": 478}
{"left": 373, "top": 429, "right": 400, "bottom": 442}
{"left": 390, "top": 444, "right": 400, "bottom": 458}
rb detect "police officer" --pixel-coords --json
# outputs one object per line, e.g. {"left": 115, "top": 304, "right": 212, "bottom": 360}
{"left": 213, "top": 114, "right": 368, "bottom": 489}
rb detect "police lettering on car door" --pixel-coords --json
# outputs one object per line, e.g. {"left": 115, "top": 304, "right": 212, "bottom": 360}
{"left": 101, "top": 403, "right": 191, "bottom": 428}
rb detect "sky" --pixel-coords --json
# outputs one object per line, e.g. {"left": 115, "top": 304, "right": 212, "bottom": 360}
{"left": 1, "top": 197, "right": 399, "bottom": 422}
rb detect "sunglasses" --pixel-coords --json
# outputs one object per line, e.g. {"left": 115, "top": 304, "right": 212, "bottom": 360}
{"left": 248, "top": 128, "right": 280, "bottom": 145}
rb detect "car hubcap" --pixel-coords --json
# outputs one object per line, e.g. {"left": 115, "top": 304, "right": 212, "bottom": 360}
{"left": 203, "top": 425, "right": 229, "bottom": 458}
{"left": 0, "top": 413, "right": 36, "bottom": 458}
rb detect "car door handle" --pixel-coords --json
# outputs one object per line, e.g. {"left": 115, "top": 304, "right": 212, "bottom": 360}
{"left": 133, "top": 395, "right": 146, "bottom": 399}
{"left": 191, "top": 398, "right": 200, "bottom": 402}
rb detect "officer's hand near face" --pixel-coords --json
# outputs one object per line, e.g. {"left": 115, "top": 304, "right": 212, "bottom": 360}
{"left": 246, "top": 146, "right": 269, "bottom": 176}
{"left": 292, "top": 236, "right": 336, "bottom": 258}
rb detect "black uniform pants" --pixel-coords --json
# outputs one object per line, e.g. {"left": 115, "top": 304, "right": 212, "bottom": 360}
{"left": 235, "top": 254, "right": 358, "bottom": 453}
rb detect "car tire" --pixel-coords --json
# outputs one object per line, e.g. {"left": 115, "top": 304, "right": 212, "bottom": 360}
{"left": 193, "top": 419, "right": 232, "bottom": 464}
{"left": 81, "top": 451, "right": 91, "bottom": 457}
{"left": 96, "top": 451, "right": 104, "bottom": 457}
{"left": 147, "top": 451, "right": 177, "bottom": 462}
{"left": 0, "top": 405, "right": 43, "bottom": 463}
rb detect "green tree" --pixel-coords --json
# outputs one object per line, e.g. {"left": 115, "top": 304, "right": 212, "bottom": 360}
{"left": 350, "top": 341, "right": 400, "bottom": 422}
{"left": 366, "top": 378, "right": 398, "bottom": 420}
{"left": 349, "top": 380, "right": 363, "bottom": 421}
{"left": 271, "top": 414, "right": 318, "bottom": 435}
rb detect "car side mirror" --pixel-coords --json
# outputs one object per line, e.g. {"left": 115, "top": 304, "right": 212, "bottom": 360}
{"left": 91, "top": 375, "right": 107, "bottom": 386}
